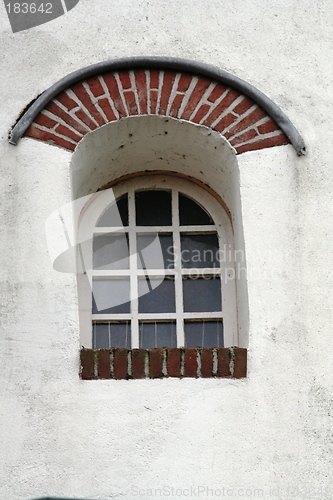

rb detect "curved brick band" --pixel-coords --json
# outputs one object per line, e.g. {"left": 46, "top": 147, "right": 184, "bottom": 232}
{"left": 24, "top": 69, "right": 289, "bottom": 154}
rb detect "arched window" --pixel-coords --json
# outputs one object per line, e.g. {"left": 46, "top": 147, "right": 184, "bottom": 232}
{"left": 78, "top": 174, "right": 238, "bottom": 350}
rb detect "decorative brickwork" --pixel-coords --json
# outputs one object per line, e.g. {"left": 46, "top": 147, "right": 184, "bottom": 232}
{"left": 25, "top": 69, "right": 289, "bottom": 154}
{"left": 80, "top": 347, "right": 247, "bottom": 380}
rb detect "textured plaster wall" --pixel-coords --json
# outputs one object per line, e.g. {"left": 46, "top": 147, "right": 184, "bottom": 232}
{"left": 0, "top": 0, "right": 333, "bottom": 499}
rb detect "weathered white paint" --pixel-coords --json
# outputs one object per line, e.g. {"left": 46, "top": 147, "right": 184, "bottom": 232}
{"left": 1, "top": 0, "right": 333, "bottom": 499}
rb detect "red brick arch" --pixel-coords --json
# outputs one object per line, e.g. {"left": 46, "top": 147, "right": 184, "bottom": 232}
{"left": 25, "top": 68, "right": 289, "bottom": 154}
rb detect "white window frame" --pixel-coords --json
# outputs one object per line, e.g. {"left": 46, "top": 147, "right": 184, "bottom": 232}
{"left": 78, "top": 175, "right": 238, "bottom": 348}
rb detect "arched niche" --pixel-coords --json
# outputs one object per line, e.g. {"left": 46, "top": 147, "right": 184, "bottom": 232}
{"left": 70, "top": 115, "right": 249, "bottom": 347}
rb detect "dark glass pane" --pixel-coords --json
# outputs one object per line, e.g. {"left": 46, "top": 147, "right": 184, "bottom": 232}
{"left": 138, "top": 277, "right": 175, "bottom": 313}
{"left": 179, "top": 193, "right": 214, "bottom": 226}
{"left": 93, "top": 323, "right": 109, "bottom": 348}
{"left": 185, "top": 320, "right": 224, "bottom": 348}
{"left": 97, "top": 194, "right": 128, "bottom": 227}
{"left": 183, "top": 277, "right": 221, "bottom": 312}
{"left": 181, "top": 233, "right": 219, "bottom": 268}
{"left": 93, "top": 234, "right": 129, "bottom": 270}
{"left": 110, "top": 322, "right": 131, "bottom": 348}
{"left": 92, "top": 278, "right": 130, "bottom": 314}
{"left": 139, "top": 322, "right": 176, "bottom": 348}
{"left": 136, "top": 190, "right": 172, "bottom": 226}
{"left": 137, "top": 234, "right": 174, "bottom": 269}
{"left": 93, "top": 322, "right": 131, "bottom": 348}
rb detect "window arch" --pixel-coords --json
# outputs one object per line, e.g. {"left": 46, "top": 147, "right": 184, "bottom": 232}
{"left": 78, "top": 174, "right": 238, "bottom": 350}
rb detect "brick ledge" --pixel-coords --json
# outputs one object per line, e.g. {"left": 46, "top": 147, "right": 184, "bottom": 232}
{"left": 80, "top": 347, "right": 247, "bottom": 380}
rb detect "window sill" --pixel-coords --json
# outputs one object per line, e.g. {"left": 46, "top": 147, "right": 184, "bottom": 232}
{"left": 80, "top": 347, "right": 247, "bottom": 380}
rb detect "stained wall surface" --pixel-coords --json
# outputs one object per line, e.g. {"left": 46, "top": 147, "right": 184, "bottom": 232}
{"left": 0, "top": 1, "right": 332, "bottom": 499}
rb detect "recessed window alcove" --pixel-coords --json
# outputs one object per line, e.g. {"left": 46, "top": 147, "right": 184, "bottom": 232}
{"left": 10, "top": 57, "right": 305, "bottom": 378}
{"left": 70, "top": 115, "right": 249, "bottom": 378}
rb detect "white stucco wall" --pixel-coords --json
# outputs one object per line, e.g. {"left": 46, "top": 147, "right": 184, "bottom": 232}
{"left": 1, "top": 1, "right": 333, "bottom": 499}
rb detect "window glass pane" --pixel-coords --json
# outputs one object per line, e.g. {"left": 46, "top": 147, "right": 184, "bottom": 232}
{"left": 136, "top": 190, "right": 172, "bottom": 226}
{"left": 139, "top": 322, "right": 176, "bottom": 348}
{"left": 93, "top": 323, "right": 109, "bottom": 348}
{"left": 184, "top": 320, "right": 223, "bottom": 348}
{"left": 137, "top": 234, "right": 174, "bottom": 269}
{"left": 179, "top": 193, "right": 214, "bottom": 226}
{"left": 181, "top": 233, "right": 219, "bottom": 268}
{"left": 138, "top": 277, "right": 175, "bottom": 313}
{"left": 97, "top": 194, "right": 128, "bottom": 227}
{"left": 183, "top": 277, "right": 221, "bottom": 312}
{"left": 93, "top": 234, "right": 129, "bottom": 270}
{"left": 110, "top": 322, "right": 131, "bottom": 348}
{"left": 92, "top": 278, "right": 130, "bottom": 314}
{"left": 93, "top": 322, "right": 131, "bottom": 348}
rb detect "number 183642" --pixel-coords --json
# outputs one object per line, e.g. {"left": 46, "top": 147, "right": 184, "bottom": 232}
{"left": 6, "top": 3, "right": 53, "bottom": 14}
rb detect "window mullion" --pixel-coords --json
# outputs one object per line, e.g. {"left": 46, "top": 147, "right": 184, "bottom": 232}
{"left": 172, "top": 190, "right": 185, "bottom": 347}
{"left": 128, "top": 188, "right": 139, "bottom": 348}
